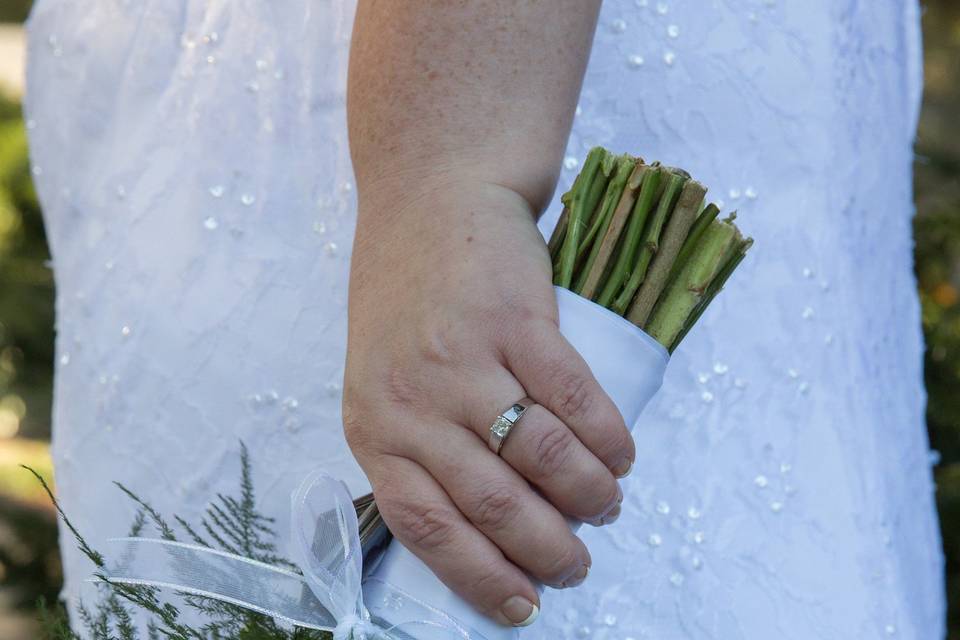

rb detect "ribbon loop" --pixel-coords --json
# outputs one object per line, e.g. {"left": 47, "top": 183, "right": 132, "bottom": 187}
{"left": 98, "top": 471, "right": 476, "bottom": 639}
{"left": 289, "top": 470, "right": 366, "bottom": 623}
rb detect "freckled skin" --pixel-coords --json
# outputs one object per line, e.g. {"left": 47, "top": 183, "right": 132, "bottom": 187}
{"left": 348, "top": 1, "right": 601, "bottom": 213}
{"left": 345, "top": 0, "right": 630, "bottom": 626}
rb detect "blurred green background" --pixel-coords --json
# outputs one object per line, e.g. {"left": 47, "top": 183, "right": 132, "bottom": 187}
{"left": 0, "top": 0, "right": 957, "bottom": 637}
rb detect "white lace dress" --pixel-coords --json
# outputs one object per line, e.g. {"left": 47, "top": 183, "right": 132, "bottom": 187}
{"left": 24, "top": 0, "right": 944, "bottom": 638}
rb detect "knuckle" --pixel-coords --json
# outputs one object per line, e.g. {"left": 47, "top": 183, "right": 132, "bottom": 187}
{"left": 416, "top": 320, "right": 459, "bottom": 368}
{"left": 382, "top": 361, "right": 423, "bottom": 410}
{"left": 470, "top": 484, "right": 522, "bottom": 531}
{"left": 533, "top": 425, "right": 576, "bottom": 478}
{"left": 342, "top": 399, "right": 378, "bottom": 453}
{"left": 493, "top": 307, "right": 545, "bottom": 352}
{"left": 593, "top": 406, "right": 633, "bottom": 463}
{"left": 586, "top": 477, "right": 621, "bottom": 520}
{"left": 539, "top": 543, "right": 584, "bottom": 586}
{"left": 382, "top": 497, "right": 459, "bottom": 552}
{"left": 549, "top": 371, "right": 594, "bottom": 424}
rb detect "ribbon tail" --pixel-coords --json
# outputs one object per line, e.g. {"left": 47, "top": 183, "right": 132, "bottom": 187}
{"left": 101, "top": 537, "right": 339, "bottom": 630}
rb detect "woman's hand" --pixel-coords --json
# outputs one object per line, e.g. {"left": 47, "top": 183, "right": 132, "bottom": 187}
{"left": 346, "top": 0, "right": 606, "bottom": 625}
{"left": 343, "top": 177, "right": 632, "bottom": 626}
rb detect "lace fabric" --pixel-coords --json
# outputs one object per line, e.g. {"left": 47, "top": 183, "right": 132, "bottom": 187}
{"left": 24, "top": 0, "right": 942, "bottom": 637}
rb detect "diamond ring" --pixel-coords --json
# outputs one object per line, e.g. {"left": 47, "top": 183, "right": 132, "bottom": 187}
{"left": 488, "top": 398, "right": 534, "bottom": 455}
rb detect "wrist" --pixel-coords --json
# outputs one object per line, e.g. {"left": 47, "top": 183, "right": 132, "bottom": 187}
{"left": 354, "top": 153, "right": 555, "bottom": 226}
{"left": 354, "top": 174, "right": 539, "bottom": 245}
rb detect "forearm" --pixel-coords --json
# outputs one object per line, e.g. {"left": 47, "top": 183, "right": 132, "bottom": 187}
{"left": 347, "top": 0, "right": 601, "bottom": 217}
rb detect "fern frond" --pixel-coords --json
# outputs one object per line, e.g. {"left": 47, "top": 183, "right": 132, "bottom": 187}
{"left": 174, "top": 516, "right": 211, "bottom": 547}
{"left": 32, "top": 443, "right": 334, "bottom": 639}
{"left": 114, "top": 482, "right": 177, "bottom": 541}
{"left": 37, "top": 597, "right": 81, "bottom": 640}
{"left": 22, "top": 465, "right": 105, "bottom": 568}
{"left": 106, "top": 592, "right": 140, "bottom": 640}
{"left": 129, "top": 509, "right": 148, "bottom": 538}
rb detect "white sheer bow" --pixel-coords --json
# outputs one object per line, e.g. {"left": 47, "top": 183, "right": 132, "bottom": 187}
{"left": 100, "top": 470, "right": 473, "bottom": 640}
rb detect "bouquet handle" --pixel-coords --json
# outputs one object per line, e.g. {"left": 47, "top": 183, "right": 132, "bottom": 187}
{"left": 364, "top": 287, "right": 669, "bottom": 639}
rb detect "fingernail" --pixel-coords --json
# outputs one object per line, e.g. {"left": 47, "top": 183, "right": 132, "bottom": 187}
{"left": 501, "top": 596, "right": 539, "bottom": 627}
{"left": 562, "top": 564, "right": 590, "bottom": 588}
{"left": 613, "top": 458, "right": 633, "bottom": 478}
{"left": 601, "top": 503, "right": 621, "bottom": 525}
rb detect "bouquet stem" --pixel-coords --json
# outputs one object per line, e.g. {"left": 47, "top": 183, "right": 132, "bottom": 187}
{"left": 611, "top": 170, "right": 687, "bottom": 315}
{"left": 573, "top": 155, "right": 637, "bottom": 286}
{"left": 575, "top": 161, "right": 648, "bottom": 299}
{"left": 626, "top": 179, "right": 707, "bottom": 326}
{"left": 594, "top": 165, "right": 663, "bottom": 308}
{"left": 554, "top": 148, "right": 612, "bottom": 288}
{"left": 644, "top": 217, "right": 741, "bottom": 347}
{"left": 551, "top": 146, "right": 751, "bottom": 352}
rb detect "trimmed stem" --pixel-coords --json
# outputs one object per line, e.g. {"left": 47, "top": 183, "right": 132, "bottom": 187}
{"left": 669, "top": 236, "right": 753, "bottom": 351}
{"left": 573, "top": 156, "right": 639, "bottom": 293}
{"left": 611, "top": 171, "right": 687, "bottom": 315}
{"left": 578, "top": 154, "right": 636, "bottom": 257}
{"left": 668, "top": 203, "right": 720, "bottom": 284}
{"left": 549, "top": 159, "right": 588, "bottom": 262}
{"left": 595, "top": 166, "right": 663, "bottom": 308}
{"left": 626, "top": 180, "right": 707, "bottom": 326}
{"left": 582, "top": 151, "right": 618, "bottom": 233}
{"left": 645, "top": 219, "right": 741, "bottom": 348}
{"left": 547, "top": 205, "right": 569, "bottom": 261}
{"left": 576, "top": 162, "right": 648, "bottom": 299}
{"left": 554, "top": 147, "right": 606, "bottom": 288}
{"left": 569, "top": 152, "right": 618, "bottom": 278}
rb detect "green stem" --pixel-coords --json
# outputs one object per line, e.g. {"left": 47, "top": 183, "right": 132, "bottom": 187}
{"left": 577, "top": 162, "right": 648, "bottom": 300}
{"left": 626, "top": 179, "right": 706, "bottom": 326}
{"left": 669, "top": 236, "right": 752, "bottom": 351}
{"left": 547, "top": 205, "right": 569, "bottom": 261}
{"left": 595, "top": 166, "right": 663, "bottom": 308}
{"left": 611, "top": 171, "right": 687, "bottom": 315}
{"left": 577, "top": 154, "right": 633, "bottom": 257}
{"left": 549, "top": 163, "right": 586, "bottom": 261}
{"left": 669, "top": 203, "right": 721, "bottom": 284}
{"left": 573, "top": 155, "right": 638, "bottom": 292}
{"left": 645, "top": 219, "right": 740, "bottom": 348}
{"left": 554, "top": 147, "right": 606, "bottom": 287}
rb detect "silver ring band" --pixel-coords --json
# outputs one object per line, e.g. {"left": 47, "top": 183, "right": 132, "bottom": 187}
{"left": 488, "top": 398, "right": 534, "bottom": 455}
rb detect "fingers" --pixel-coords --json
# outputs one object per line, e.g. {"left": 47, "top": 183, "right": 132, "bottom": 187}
{"left": 501, "top": 319, "right": 635, "bottom": 477}
{"left": 461, "top": 371, "right": 622, "bottom": 524}
{"left": 501, "top": 404, "right": 622, "bottom": 524}
{"left": 409, "top": 423, "right": 592, "bottom": 589}
{"left": 371, "top": 453, "right": 541, "bottom": 627}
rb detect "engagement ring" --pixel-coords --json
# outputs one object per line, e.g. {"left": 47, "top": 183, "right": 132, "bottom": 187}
{"left": 488, "top": 398, "right": 533, "bottom": 455}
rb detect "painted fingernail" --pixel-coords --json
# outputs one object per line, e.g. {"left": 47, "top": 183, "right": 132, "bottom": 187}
{"left": 562, "top": 564, "right": 590, "bottom": 588}
{"left": 613, "top": 458, "right": 633, "bottom": 478}
{"left": 501, "top": 596, "right": 539, "bottom": 627}
{"left": 601, "top": 503, "right": 621, "bottom": 525}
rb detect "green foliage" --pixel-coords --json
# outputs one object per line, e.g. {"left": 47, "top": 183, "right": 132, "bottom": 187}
{"left": 0, "top": 92, "right": 54, "bottom": 440}
{"left": 29, "top": 446, "right": 333, "bottom": 640}
{"left": 0, "top": 1, "right": 32, "bottom": 23}
{"left": 915, "top": 5, "right": 960, "bottom": 634}
{"left": 915, "top": 175, "right": 960, "bottom": 636}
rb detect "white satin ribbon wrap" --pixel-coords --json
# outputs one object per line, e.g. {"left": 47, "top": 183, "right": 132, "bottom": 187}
{"left": 367, "top": 287, "right": 669, "bottom": 639}
{"left": 100, "top": 470, "right": 473, "bottom": 639}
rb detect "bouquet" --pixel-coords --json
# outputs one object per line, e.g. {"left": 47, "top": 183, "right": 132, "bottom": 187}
{"left": 36, "top": 147, "right": 750, "bottom": 640}
{"left": 548, "top": 148, "right": 751, "bottom": 349}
